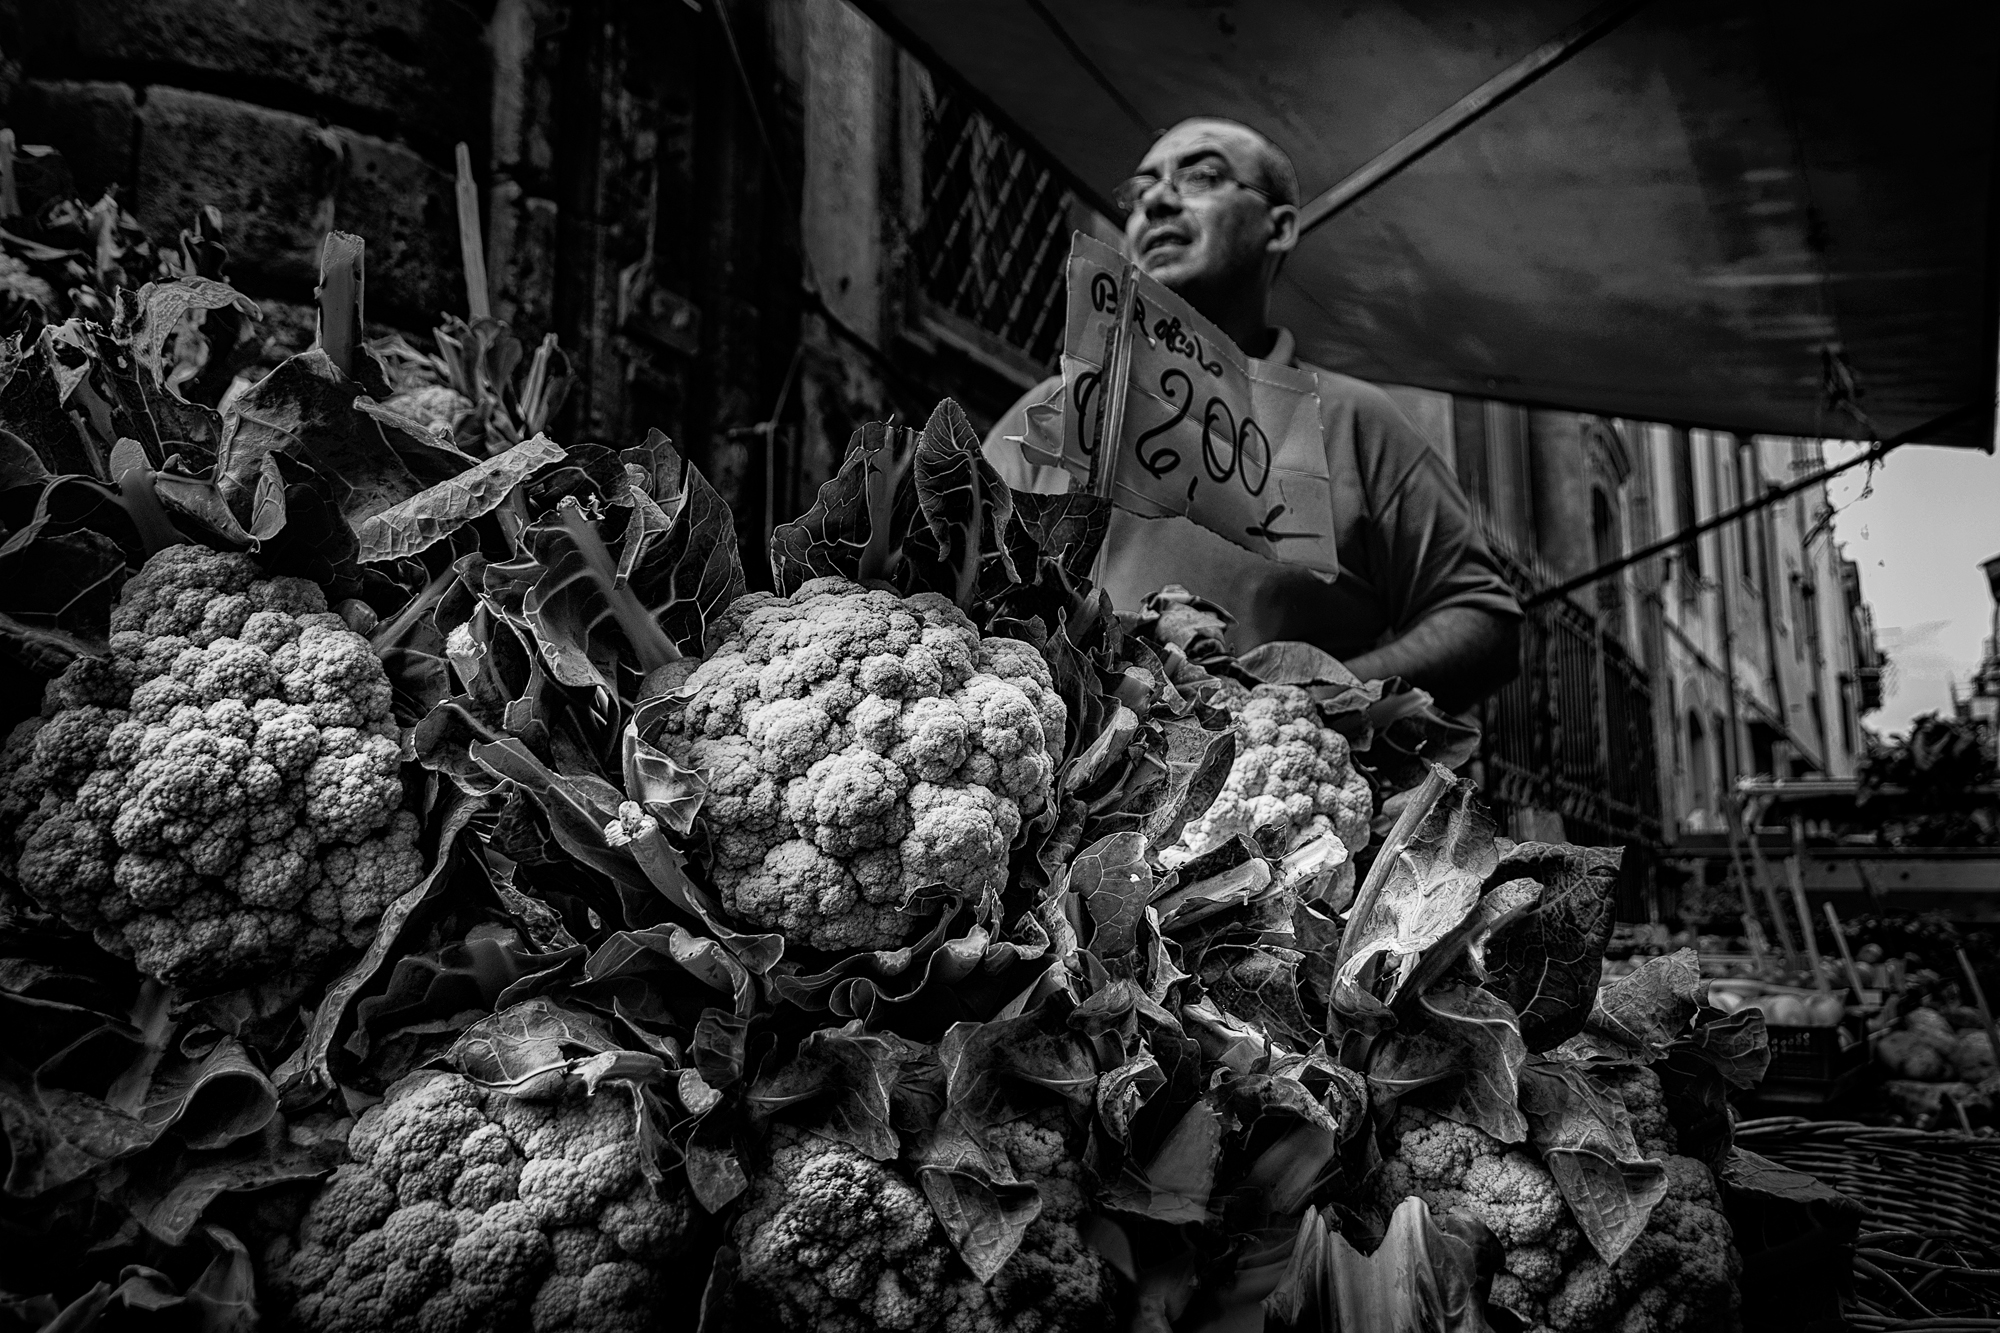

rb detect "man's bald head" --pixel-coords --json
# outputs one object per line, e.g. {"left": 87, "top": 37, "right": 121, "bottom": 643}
{"left": 1123, "top": 117, "right": 1301, "bottom": 348}
{"left": 1146, "top": 118, "right": 1299, "bottom": 206}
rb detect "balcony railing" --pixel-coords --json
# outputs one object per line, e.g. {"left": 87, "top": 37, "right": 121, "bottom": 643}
{"left": 1478, "top": 536, "right": 1664, "bottom": 847}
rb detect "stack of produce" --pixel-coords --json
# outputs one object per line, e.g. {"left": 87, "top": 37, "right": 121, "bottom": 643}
{"left": 1705, "top": 983, "right": 1848, "bottom": 1029}
{"left": 1874, "top": 1004, "right": 2000, "bottom": 1128}
{"left": 1856, "top": 714, "right": 1999, "bottom": 849}
{"left": 0, "top": 231, "right": 1787, "bottom": 1333}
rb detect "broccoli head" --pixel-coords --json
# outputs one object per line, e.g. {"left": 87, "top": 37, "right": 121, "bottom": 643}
{"left": 0, "top": 545, "right": 418, "bottom": 989}
{"left": 1172, "top": 684, "right": 1370, "bottom": 863}
{"left": 657, "top": 577, "right": 1065, "bottom": 952}
{"left": 265, "top": 1069, "right": 692, "bottom": 1333}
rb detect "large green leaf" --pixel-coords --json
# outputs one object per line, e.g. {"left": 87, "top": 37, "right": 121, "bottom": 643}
{"left": 126, "top": 278, "right": 259, "bottom": 389}
{"left": 1518, "top": 1056, "right": 1668, "bottom": 1265}
{"left": 903, "top": 398, "right": 1019, "bottom": 609}
{"left": 769, "top": 419, "right": 913, "bottom": 594}
{"left": 216, "top": 348, "right": 461, "bottom": 532}
{"left": 1198, "top": 947, "right": 1315, "bottom": 1054}
{"left": 1067, "top": 831, "right": 1153, "bottom": 958}
{"left": 356, "top": 433, "right": 565, "bottom": 563}
{"left": 497, "top": 433, "right": 742, "bottom": 691}
{"left": 446, "top": 997, "right": 621, "bottom": 1096}
{"left": 1560, "top": 948, "right": 1705, "bottom": 1066}
{"left": 1336, "top": 768, "right": 1499, "bottom": 1003}
{"left": 745, "top": 1021, "right": 903, "bottom": 1162}
{"left": 915, "top": 1116, "right": 1046, "bottom": 1283}
{"left": 1477, "top": 842, "right": 1622, "bottom": 1052}
{"left": 1368, "top": 981, "right": 1528, "bottom": 1144}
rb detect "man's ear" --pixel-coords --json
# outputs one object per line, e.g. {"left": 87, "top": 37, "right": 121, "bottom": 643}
{"left": 1266, "top": 203, "right": 1300, "bottom": 258}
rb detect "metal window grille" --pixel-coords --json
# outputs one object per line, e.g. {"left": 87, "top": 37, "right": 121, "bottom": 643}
{"left": 912, "top": 89, "right": 1072, "bottom": 366}
{"left": 1479, "top": 534, "right": 1664, "bottom": 847}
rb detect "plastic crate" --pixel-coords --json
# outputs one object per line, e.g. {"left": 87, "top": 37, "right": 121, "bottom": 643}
{"left": 1756, "top": 1016, "right": 1871, "bottom": 1103}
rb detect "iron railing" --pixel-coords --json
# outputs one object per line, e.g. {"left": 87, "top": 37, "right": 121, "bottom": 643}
{"left": 911, "top": 88, "right": 1072, "bottom": 367}
{"left": 1478, "top": 529, "right": 1664, "bottom": 847}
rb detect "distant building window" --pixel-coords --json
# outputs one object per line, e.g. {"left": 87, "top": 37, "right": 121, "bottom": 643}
{"left": 1591, "top": 487, "right": 1623, "bottom": 624}
{"left": 1670, "top": 428, "right": 1701, "bottom": 596}
{"left": 1686, "top": 711, "right": 1711, "bottom": 817}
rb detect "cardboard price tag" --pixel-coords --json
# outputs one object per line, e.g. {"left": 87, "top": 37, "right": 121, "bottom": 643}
{"left": 1053, "top": 233, "right": 1336, "bottom": 577}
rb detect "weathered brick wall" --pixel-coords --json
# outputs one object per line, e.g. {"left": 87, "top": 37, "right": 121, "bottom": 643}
{"left": 3, "top": 0, "right": 478, "bottom": 329}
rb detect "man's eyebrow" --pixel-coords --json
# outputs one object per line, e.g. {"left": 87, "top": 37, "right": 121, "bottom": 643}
{"left": 1137, "top": 146, "right": 1231, "bottom": 175}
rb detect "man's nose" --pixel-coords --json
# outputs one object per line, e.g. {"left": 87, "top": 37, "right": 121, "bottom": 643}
{"left": 1140, "top": 179, "right": 1182, "bottom": 216}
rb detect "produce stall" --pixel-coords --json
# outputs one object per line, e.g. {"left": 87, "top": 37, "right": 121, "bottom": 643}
{"left": 0, "top": 212, "right": 1848, "bottom": 1333}
{"left": 2, "top": 3, "right": 1999, "bottom": 1328}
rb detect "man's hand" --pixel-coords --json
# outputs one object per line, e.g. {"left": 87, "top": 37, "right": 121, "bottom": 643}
{"left": 1341, "top": 607, "right": 1520, "bottom": 714}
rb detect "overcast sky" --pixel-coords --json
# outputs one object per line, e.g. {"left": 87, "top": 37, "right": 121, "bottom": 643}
{"left": 1823, "top": 437, "right": 2000, "bottom": 737}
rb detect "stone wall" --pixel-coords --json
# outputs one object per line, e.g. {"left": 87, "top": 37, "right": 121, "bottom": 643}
{"left": 3, "top": 0, "right": 472, "bottom": 329}
{"left": 0, "top": 0, "right": 1038, "bottom": 579}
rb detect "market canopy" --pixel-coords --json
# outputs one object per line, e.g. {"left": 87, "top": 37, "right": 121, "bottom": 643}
{"left": 857, "top": 0, "right": 1999, "bottom": 448}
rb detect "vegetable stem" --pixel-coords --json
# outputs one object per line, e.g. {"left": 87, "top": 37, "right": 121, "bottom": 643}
{"left": 110, "top": 439, "right": 186, "bottom": 555}
{"left": 556, "top": 497, "right": 682, "bottom": 670}
{"left": 856, "top": 424, "right": 912, "bottom": 588}
{"left": 952, "top": 457, "right": 982, "bottom": 611}
{"left": 315, "top": 231, "right": 365, "bottom": 378}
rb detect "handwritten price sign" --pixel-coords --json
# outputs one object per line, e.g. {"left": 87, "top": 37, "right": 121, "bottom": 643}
{"left": 1055, "top": 233, "right": 1337, "bottom": 577}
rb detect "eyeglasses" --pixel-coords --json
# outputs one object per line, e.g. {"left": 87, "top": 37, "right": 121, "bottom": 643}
{"left": 1112, "top": 161, "right": 1271, "bottom": 214}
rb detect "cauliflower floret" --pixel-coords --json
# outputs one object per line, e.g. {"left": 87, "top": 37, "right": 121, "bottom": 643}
{"left": 658, "top": 578, "right": 1064, "bottom": 952}
{"left": 270, "top": 1071, "right": 692, "bottom": 1333}
{"left": 1374, "top": 1108, "right": 1569, "bottom": 1251}
{"left": 0, "top": 547, "right": 420, "bottom": 989}
{"left": 1172, "top": 684, "right": 1370, "bottom": 862}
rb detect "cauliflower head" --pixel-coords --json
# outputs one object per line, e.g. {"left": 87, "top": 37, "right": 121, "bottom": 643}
{"left": 1173, "top": 684, "right": 1370, "bottom": 862}
{"left": 732, "top": 1114, "right": 1111, "bottom": 1333}
{"left": 265, "top": 1069, "right": 692, "bottom": 1333}
{"left": 1378, "top": 1089, "right": 1742, "bottom": 1333}
{"left": 658, "top": 577, "right": 1065, "bottom": 952}
{"left": 733, "top": 1126, "right": 954, "bottom": 1333}
{"left": 0, "top": 545, "right": 419, "bottom": 988}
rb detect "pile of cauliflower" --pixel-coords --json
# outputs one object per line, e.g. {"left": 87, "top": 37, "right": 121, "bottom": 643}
{"left": 1373, "top": 1068, "right": 1741, "bottom": 1333}
{"left": 0, "top": 546, "right": 420, "bottom": 988}
{"left": 1172, "top": 683, "right": 1371, "bottom": 862}
{"left": 265, "top": 1070, "right": 692, "bottom": 1333}
{"left": 731, "top": 1113, "right": 1112, "bottom": 1333}
{"left": 656, "top": 577, "right": 1066, "bottom": 952}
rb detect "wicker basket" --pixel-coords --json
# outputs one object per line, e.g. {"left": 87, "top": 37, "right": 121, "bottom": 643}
{"left": 1735, "top": 1117, "right": 2000, "bottom": 1328}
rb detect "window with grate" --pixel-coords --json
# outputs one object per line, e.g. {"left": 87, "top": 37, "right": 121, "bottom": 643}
{"left": 911, "top": 88, "right": 1073, "bottom": 367}
{"left": 1669, "top": 427, "right": 1701, "bottom": 597}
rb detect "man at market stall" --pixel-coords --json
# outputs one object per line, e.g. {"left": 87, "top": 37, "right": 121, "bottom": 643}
{"left": 981, "top": 118, "right": 1521, "bottom": 711}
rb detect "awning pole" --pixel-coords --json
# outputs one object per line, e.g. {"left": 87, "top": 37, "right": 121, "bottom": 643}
{"left": 1297, "top": 0, "right": 1652, "bottom": 233}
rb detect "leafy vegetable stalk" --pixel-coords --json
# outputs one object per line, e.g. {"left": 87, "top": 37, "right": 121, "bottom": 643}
{"left": 109, "top": 439, "right": 186, "bottom": 556}
{"left": 554, "top": 495, "right": 683, "bottom": 671}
